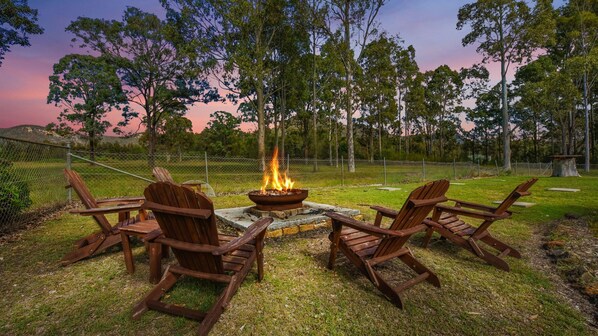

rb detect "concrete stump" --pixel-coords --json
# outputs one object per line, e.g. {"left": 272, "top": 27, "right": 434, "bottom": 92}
{"left": 551, "top": 155, "right": 581, "bottom": 177}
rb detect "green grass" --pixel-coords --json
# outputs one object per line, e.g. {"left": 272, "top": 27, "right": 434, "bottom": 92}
{"left": 0, "top": 175, "right": 596, "bottom": 334}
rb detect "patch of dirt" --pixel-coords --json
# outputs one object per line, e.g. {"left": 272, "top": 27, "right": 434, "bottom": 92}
{"left": 528, "top": 216, "right": 598, "bottom": 328}
{"left": 0, "top": 204, "right": 73, "bottom": 245}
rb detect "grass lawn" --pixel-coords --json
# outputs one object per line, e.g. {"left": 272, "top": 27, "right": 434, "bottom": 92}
{"left": 0, "top": 175, "right": 596, "bottom": 335}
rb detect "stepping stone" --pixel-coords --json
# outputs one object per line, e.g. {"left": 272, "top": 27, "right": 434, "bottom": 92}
{"left": 377, "top": 187, "right": 402, "bottom": 191}
{"left": 492, "top": 201, "right": 536, "bottom": 208}
{"left": 546, "top": 188, "right": 580, "bottom": 192}
{"left": 450, "top": 182, "right": 466, "bottom": 185}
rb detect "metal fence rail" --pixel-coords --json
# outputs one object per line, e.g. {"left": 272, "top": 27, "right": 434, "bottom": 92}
{"left": 0, "top": 135, "right": 563, "bottom": 233}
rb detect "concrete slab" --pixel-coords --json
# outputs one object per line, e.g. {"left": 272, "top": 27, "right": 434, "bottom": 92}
{"left": 215, "top": 201, "right": 360, "bottom": 232}
{"left": 492, "top": 201, "right": 536, "bottom": 208}
{"left": 450, "top": 182, "right": 466, "bottom": 186}
{"left": 546, "top": 188, "right": 580, "bottom": 192}
{"left": 377, "top": 187, "right": 402, "bottom": 191}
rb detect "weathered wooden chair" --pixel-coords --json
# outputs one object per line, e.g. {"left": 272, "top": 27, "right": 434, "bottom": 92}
{"left": 326, "top": 179, "right": 449, "bottom": 309}
{"left": 133, "top": 182, "right": 272, "bottom": 335}
{"left": 422, "top": 178, "right": 538, "bottom": 271}
{"left": 62, "top": 169, "right": 152, "bottom": 266}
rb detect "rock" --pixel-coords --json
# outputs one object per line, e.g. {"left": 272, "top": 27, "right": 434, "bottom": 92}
{"left": 543, "top": 240, "right": 565, "bottom": 250}
{"left": 583, "top": 282, "right": 598, "bottom": 296}
{"left": 547, "top": 249, "right": 569, "bottom": 259}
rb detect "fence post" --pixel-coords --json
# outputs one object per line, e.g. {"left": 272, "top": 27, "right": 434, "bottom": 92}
{"left": 341, "top": 155, "right": 345, "bottom": 186}
{"left": 477, "top": 159, "right": 481, "bottom": 177}
{"left": 514, "top": 161, "right": 517, "bottom": 175}
{"left": 422, "top": 158, "right": 426, "bottom": 181}
{"left": 453, "top": 158, "right": 456, "bottom": 180}
{"left": 383, "top": 157, "right": 387, "bottom": 185}
{"left": 66, "top": 143, "right": 72, "bottom": 202}
{"left": 204, "top": 152, "right": 209, "bottom": 184}
{"left": 287, "top": 153, "right": 290, "bottom": 173}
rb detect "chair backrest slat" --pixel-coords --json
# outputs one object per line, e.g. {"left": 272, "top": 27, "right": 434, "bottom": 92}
{"left": 144, "top": 182, "right": 223, "bottom": 274}
{"left": 373, "top": 180, "right": 449, "bottom": 258}
{"left": 64, "top": 169, "right": 112, "bottom": 234}
{"left": 153, "top": 167, "right": 175, "bottom": 183}
{"left": 494, "top": 178, "right": 538, "bottom": 215}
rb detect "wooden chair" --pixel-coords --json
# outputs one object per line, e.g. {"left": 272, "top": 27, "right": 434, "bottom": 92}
{"left": 326, "top": 179, "right": 449, "bottom": 309}
{"left": 133, "top": 182, "right": 272, "bottom": 335}
{"left": 422, "top": 178, "right": 538, "bottom": 271}
{"left": 62, "top": 169, "right": 153, "bottom": 266}
{"left": 153, "top": 166, "right": 204, "bottom": 192}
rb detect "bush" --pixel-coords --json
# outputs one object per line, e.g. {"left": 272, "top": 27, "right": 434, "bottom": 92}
{"left": 0, "top": 159, "right": 32, "bottom": 227}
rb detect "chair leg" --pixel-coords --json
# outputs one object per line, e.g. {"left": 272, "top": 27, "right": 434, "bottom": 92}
{"left": 421, "top": 227, "right": 435, "bottom": 248}
{"left": 121, "top": 232, "right": 135, "bottom": 274}
{"left": 148, "top": 242, "right": 162, "bottom": 284}
{"left": 256, "top": 230, "right": 266, "bottom": 282}
{"left": 370, "top": 270, "right": 404, "bottom": 309}
{"left": 61, "top": 233, "right": 121, "bottom": 266}
{"left": 132, "top": 269, "right": 180, "bottom": 319}
{"left": 327, "top": 222, "right": 342, "bottom": 269}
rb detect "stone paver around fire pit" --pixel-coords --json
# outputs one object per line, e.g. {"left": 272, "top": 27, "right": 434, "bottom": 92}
{"left": 215, "top": 201, "right": 361, "bottom": 238}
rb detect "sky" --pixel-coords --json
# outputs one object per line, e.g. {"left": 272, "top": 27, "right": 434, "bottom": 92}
{"left": 0, "top": 0, "right": 560, "bottom": 135}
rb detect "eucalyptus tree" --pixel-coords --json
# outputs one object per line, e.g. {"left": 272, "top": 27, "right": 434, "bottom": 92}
{"left": 159, "top": 115, "right": 193, "bottom": 161}
{"left": 47, "top": 54, "right": 127, "bottom": 161}
{"left": 67, "top": 7, "right": 219, "bottom": 167}
{"left": 358, "top": 33, "right": 398, "bottom": 160}
{"left": 403, "top": 72, "right": 426, "bottom": 155}
{"left": 457, "top": 0, "right": 555, "bottom": 170}
{"left": 323, "top": 0, "right": 386, "bottom": 172}
{"left": 466, "top": 83, "right": 502, "bottom": 162}
{"left": 0, "top": 0, "right": 43, "bottom": 66}
{"left": 391, "top": 41, "right": 419, "bottom": 154}
{"left": 162, "top": 0, "right": 297, "bottom": 170}
{"left": 423, "top": 65, "right": 463, "bottom": 159}
{"left": 555, "top": 0, "right": 598, "bottom": 170}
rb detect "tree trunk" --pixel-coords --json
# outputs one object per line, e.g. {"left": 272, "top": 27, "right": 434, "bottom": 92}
{"left": 500, "top": 48, "right": 511, "bottom": 171}
{"left": 344, "top": 1, "right": 355, "bottom": 173}
{"left": 257, "top": 82, "right": 266, "bottom": 171}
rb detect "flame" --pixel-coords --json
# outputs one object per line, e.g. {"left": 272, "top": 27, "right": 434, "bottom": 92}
{"left": 260, "top": 147, "right": 295, "bottom": 194}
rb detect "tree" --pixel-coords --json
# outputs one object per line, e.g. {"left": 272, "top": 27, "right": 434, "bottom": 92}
{"left": 0, "top": 0, "right": 43, "bottom": 66}
{"left": 391, "top": 41, "right": 419, "bottom": 155}
{"left": 47, "top": 54, "right": 127, "bottom": 161}
{"left": 162, "top": 0, "right": 293, "bottom": 170}
{"left": 358, "top": 33, "right": 398, "bottom": 160}
{"left": 159, "top": 115, "right": 194, "bottom": 161}
{"left": 324, "top": 0, "right": 386, "bottom": 172}
{"left": 457, "top": 0, "right": 555, "bottom": 170}
{"left": 556, "top": 0, "right": 598, "bottom": 171}
{"left": 67, "top": 7, "right": 220, "bottom": 167}
{"left": 201, "top": 111, "right": 243, "bottom": 156}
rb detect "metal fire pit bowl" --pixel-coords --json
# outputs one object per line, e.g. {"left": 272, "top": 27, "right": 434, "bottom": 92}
{"left": 248, "top": 189, "right": 308, "bottom": 211}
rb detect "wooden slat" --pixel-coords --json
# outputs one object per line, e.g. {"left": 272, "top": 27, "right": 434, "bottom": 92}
{"left": 394, "top": 272, "right": 430, "bottom": 293}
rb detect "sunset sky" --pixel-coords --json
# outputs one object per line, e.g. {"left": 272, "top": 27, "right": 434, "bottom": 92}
{"left": 0, "top": 0, "right": 563, "bottom": 135}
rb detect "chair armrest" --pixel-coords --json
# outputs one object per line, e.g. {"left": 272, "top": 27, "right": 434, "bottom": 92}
{"left": 447, "top": 198, "right": 496, "bottom": 212}
{"left": 370, "top": 205, "right": 398, "bottom": 219}
{"left": 71, "top": 203, "right": 142, "bottom": 216}
{"left": 325, "top": 212, "right": 404, "bottom": 238}
{"left": 96, "top": 196, "right": 145, "bottom": 205}
{"left": 142, "top": 201, "right": 211, "bottom": 219}
{"left": 182, "top": 180, "right": 205, "bottom": 187}
{"left": 213, "top": 217, "right": 273, "bottom": 255}
{"left": 436, "top": 204, "right": 503, "bottom": 221}
{"left": 409, "top": 196, "right": 448, "bottom": 207}
{"left": 143, "top": 228, "right": 163, "bottom": 241}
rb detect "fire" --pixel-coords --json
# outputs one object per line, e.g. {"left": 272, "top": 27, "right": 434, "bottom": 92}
{"left": 260, "top": 147, "right": 295, "bottom": 194}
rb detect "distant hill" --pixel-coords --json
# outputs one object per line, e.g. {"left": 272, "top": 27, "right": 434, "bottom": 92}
{"left": 0, "top": 125, "right": 141, "bottom": 146}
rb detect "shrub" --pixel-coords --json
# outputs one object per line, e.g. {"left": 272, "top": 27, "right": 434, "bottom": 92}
{"left": 0, "top": 159, "right": 32, "bottom": 227}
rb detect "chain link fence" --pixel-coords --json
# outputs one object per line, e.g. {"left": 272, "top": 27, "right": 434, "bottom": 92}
{"left": 1, "top": 135, "right": 564, "bottom": 233}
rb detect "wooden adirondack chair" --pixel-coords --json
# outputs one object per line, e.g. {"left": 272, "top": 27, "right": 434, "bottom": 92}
{"left": 62, "top": 169, "right": 152, "bottom": 266}
{"left": 422, "top": 178, "right": 538, "bottom": 271}
{"left": 326, "top": 179, "right": 449, "bottom": 309}
{"left": 133, "top": 182, "right": 272, "bottom": 335}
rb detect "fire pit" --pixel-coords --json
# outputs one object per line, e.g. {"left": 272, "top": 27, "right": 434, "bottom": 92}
{"left": 248, "top": 189, "right": 308, "bottom": 211}
{"left": 248, "top": 147, "right": 308, "bottom": 212}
